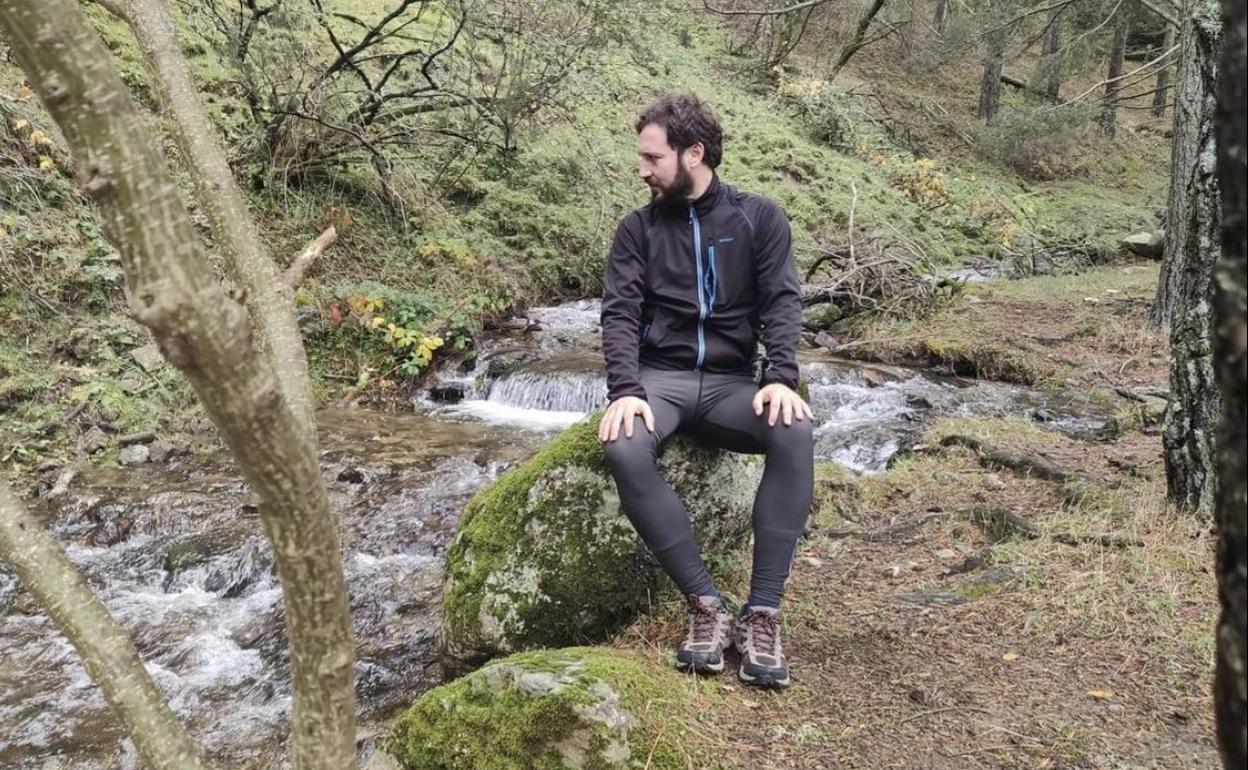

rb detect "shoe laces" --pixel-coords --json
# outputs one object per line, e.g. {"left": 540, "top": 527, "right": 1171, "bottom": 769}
{"left": 742, "top": 609, "right": 781, "bottom": 656}
{"left": 685, "top": 596, "right": 721, "bottom": 643}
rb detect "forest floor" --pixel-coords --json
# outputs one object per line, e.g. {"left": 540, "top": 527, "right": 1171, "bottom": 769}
{"left": 609, "top": 262, "right": 1218, "bottom": 770}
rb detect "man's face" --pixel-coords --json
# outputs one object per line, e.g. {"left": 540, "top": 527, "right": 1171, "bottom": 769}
{"left": 637, "top": 123, "right": 696, "bottom": 211}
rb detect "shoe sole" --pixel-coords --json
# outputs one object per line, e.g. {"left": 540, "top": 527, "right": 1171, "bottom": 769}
{"left": 738, "top": 667, "right": 790, "bottom": 689}
{"left": 676, "top": 658, "right": 725, "bottom": 675}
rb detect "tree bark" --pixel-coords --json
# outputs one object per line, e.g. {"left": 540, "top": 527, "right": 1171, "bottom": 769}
{"left": 1153, "top": 22, "right": 1177, "bottom": 116}
{"left": 831, "top": 0, "right": 888, "bottom": 78}
{"left": 1214, "top": 1, "right": 1247, "bottom": 764}
{"left": 1151, "top": 0, "right": 1222, "bottom": 516}
{"left": 1101, "top": 2, "right": 1131, "bottom": 136}
{"left": 1032, "top": 6, "right": 1064, "bottom": 101}
{"left": 978, "top": 23, "right": 1008, "bottom": 122}
{"left": 0, "top": 2, "right": 360, "bottom": 769}
{"left": 0, "top": 483, "right": 214, "bottom": 770}
{"left": 126, "top": 0, "right": 317, "bottom": 442}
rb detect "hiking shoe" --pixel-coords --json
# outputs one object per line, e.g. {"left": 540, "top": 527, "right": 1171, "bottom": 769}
{"left": 675, "top": 595, "right": 734, "bottom": 674}
{"left": 734, "top": 606, "right": 790, "bottom": 689}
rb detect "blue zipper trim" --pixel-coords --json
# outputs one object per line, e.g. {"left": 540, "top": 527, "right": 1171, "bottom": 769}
{"left": 706, "top": 244, "right": 718, "bottom": 315}
{"left": 689, "top": 204, "right": 707, "bottom": 370}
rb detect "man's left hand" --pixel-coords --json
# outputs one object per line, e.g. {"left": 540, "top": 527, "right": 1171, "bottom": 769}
{"left": 752, "top": 383, "right": 814, "bottom": 427}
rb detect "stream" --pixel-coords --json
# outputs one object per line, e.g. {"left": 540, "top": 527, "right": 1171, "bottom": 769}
{"left": 0, "top": 299, "right": 1120, "bottom": 769}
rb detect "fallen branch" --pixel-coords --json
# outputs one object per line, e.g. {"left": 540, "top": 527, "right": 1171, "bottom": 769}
{"left": 284, "top": 226, "right": 337, "bottom": 291}
{"left": 939, "top": 434, "right": 1073, "bottom": 482}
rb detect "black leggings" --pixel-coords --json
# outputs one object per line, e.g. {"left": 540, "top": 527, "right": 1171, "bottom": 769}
{"left": 602, "top": 367, "right": 814, "bottom": 609}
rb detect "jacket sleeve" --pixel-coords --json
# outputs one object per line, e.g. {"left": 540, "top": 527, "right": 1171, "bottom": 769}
{"left": 601, "top": 213, "right": 648, "bottom": 401}
{"left": 753, "top": 200, "right": 802, "bottom": 390}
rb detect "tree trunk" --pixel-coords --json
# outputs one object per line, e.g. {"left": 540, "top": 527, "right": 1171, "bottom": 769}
{"left": 126, "top": 0, "right": 317, "bottom": 442}
{"left": 0, "top": 483, "right": 214, "bottom": 770}
{"left": 831, "top": 0, "right": 888, "bottom": 79}
{"left": 1151, "top": 0, "right": 1222, "bottom": 516}
{"left": 978, "top": 23, "right": 1007, "bottom": 122}
{"left": 1101, "top": 2, "right": 1131, "bottom": 136}
{"left": 1032, "top": 6, "right": 1064, "bottom": 101}
{"left": 1214, "top": 2, "right": 1247, "bottom": 765}
{"left": 1154, "top": 23, "right": 1177, "bottom": 117}
{"left": 933, "top": 0, "right": 950, "bottom": 37}
{"left": 0, "top": 2, "right": 360, "bottom": 769}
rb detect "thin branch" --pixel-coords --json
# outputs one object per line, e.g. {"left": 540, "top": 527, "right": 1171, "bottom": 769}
{"left": 1062, "top": 42, "right": 1180, "bottom": 105}
{"left": 702, "top": 0, "right": 830, "bottom": 17}
{"left": 284, "top": 226, "right": 337, "bottom": 290}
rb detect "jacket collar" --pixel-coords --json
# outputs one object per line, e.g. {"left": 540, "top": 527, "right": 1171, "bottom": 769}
{"left": 688, "top": 172, "right": 722, "bottom": 218}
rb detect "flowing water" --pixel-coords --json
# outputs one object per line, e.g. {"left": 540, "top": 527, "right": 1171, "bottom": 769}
{"left": 0, "top": 299, "right": 1119, "bottom": 768}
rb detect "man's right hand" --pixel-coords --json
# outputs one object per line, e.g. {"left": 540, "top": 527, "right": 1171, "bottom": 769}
{"left": 598, "top": 396, "right": 655, "bottom": 442}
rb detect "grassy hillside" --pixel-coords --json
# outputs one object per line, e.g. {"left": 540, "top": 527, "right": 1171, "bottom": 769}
{"left": 0, "top": 0, "right": 1169, "bottom": 469}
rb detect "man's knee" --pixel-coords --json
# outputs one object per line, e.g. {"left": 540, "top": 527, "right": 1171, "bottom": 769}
{"left": 602, "top": 430, "right": 657, "bottom": 476}
{"left": 763, "top": 417, "right": 814, "bottom": 452}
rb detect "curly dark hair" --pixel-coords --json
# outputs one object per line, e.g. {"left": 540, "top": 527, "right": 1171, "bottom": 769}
{"left": 635, "top": 93, "right": 723, "bottom": 169}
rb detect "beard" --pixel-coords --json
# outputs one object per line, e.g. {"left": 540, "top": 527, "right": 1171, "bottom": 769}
{"left": 647, "top": 161, "right": 694, "bottom": 215}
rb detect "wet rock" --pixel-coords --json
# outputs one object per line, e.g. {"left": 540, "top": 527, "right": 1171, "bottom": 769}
{"left": 389, "top": 648, "right": 687, "bottom": 770}
{"left": 203, "top": 540, "right": 274, "bottom": 598}
{"left": 118, "top": 444, "right": 150, "bottom": 466}
{"left": 162, "top": 522, "right": 257, "bottom": 574}
{"left": 88, "top": 514, "right": 134, "bottom": 546}
{"left": 1121, "top": 230, "right": 1164, "bottom": 259}
{"left": 337, "top": 467, "right": 367, "bottom": 484}
{"left": 427, "top": 382, "right": 467, "bottom": 404}
{"left": 440, "top": 417, "right": 761, "bottom": 673}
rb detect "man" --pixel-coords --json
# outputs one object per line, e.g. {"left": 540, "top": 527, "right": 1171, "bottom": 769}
{"left": 598, "top": 93, "right": 814, "bottom": 689}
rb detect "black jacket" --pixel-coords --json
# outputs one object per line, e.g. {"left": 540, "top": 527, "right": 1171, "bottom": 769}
{"left": 601, "top": 174, "right": 802, "bottom": 401}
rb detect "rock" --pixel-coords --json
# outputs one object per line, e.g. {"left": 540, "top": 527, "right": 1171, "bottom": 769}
{"left": 337, "top": 467, "right": 367, "bottom": 484}
{"left": 387, "top": 648, "right": 688, "bottom": 770}
{"left": 161, "top": 522, "right": 257, "bottom": 574}
{"left": 361, "top": 748, "right": 403, "bottom": 770}
{"left": 129, "top": 343, "right": 166, "bottom": 372}
{"left": 147, "top": 440, "right": 183, "bottom": 464}
{"left": 1120, "top": 230, "right": 1164, "bottom": 259}
{"left": 427, "top": 382, "right": 467, "bottom": 404}
{"left": 118, "top": 444, "right": 150, "bottom": 466}
{"left": 862, "top": 369, "right": 888, "bottom": 388}
{"left": 440, "top": 417, "right": 761, "bottom": 673}
{"left": 964, "top": 565, "right": 1026, "bottom": 586}
{"left": 89, "top": 514, "right": 134, "bottom": 546}
{"left": 983, "top": 473, "right": 1007, "bottom": 491}
{"left": 48, "top": 468, "right": 78, "bottom": 498}
{"left": 802, "top": 303, "right": 842, "bottom": 331}
{"left": 79, "top": 426, "right": 109, "bottom": 455}
{"left": 1141, "top": 395, "right": 1168, "bottom": 426}
{"left": 934, "top": 548, "right": 959, "bottom": 560}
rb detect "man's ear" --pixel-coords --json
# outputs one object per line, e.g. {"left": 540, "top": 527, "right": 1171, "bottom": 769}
{"left": 683, "top": 142, "right": 705, "bottom": 169}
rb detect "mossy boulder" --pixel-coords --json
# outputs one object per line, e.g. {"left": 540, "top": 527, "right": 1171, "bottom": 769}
{"left": 440, "top": 416, "right": 760, "bottom": 672}
{"left": 386, "top": 647, "right": 702, "bottom": 770}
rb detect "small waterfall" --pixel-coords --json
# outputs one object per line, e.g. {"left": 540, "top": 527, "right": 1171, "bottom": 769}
{"left": 487, "top": 372, "right": 607, "bottom": 413}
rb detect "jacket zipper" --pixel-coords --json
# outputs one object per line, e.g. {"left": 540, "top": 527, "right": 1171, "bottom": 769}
{"left": 689, "top": 204, "right": 707, "bottom": 370}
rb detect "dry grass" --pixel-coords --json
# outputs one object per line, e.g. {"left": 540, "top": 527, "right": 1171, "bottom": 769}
{"left": 615, "top": 414, "right": 1217, "bottom": 769}
{"left": 838, "top": 262, "right": 1168, "bottom": 389}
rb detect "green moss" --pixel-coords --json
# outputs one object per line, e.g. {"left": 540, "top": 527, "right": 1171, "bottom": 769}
{"left": 387, "top": 647, "right": 699, "bottom": 770}
{"left": 441, "top": 417, "right": 610, "bottom": 658}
